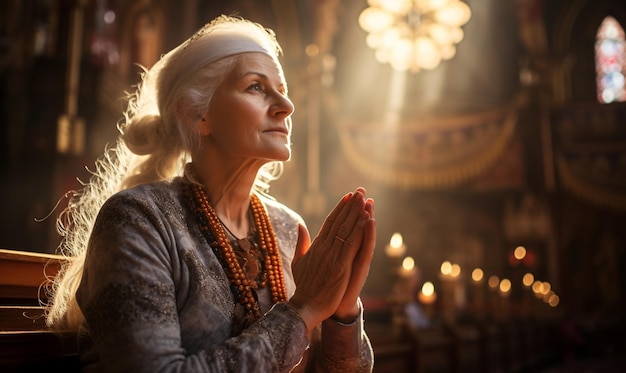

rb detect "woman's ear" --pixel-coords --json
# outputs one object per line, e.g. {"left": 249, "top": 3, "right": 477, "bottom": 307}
{"left": 197, "top": 116, "right": 210, "bottom": 136}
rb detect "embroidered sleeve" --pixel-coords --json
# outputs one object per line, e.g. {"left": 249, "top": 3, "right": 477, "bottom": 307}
{"left": 304, "top": 299, "right": 374, "bottom": 372}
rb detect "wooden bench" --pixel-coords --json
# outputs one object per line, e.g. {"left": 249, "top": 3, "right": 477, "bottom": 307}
{"left": 0, "top": 249, "right": 79, "bottom": 372}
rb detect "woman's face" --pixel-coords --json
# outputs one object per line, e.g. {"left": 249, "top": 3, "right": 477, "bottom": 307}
{"left": 202, "top": 52, "right": 294, "bottom": 164}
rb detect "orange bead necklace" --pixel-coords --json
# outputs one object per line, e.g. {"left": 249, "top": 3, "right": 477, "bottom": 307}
{"left": 185, "top": 182, "right": 288, "bottom": 325}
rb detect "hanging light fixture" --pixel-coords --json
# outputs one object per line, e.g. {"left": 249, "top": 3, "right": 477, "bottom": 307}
{"left": 358, "top": 0, "right": 471, "bottom": 72}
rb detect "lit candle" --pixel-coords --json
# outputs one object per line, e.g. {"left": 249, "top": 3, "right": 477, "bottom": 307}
{"left": 499, "top": 278, "right": 512, "bottom": 296}
{"left": 440, "top": 261, "right": 452, "bottom": 278}
{"left": 385, "top": 232, "right": 407, "bottom": 258}
{"left": 418, "top": 281, "right": 437, "bottom": 319}
{"left": 531, "top": 280, "right": 543, "bottom": 318}
{"left": 450, "top": 263, "right": 461, "bottom": 279}
{"left": 418, "top": 281, "right": 437, "bottom": 302}
{"left": 471, "top": 268, "right": 484, "bottom": 283}
{"left": 471, "top": 268, "right": 485, "bottom": 320}
{"left": 487, "top": 275, "right": 500, "bottom": 319}
{"left": 399, "top": 256, "right": 416, "bottom": 278}
{"left": 514, "top": 246, "right": 527, "bottom": 260}
{"left": 439, "top": 261, "right": 458, "bottom": 324}
{"left": 522, "top": 273, "right": 534, "bottom": 288}
{"left": 450, "top": 263, "right": 465, "bottom": 310}
{"left": 521, "top": 272, "right": 534, "bottom": 317}
{"left": 499, "top": 278, "right": 512, "bottom": 320}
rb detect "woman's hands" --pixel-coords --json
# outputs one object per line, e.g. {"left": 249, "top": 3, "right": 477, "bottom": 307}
{"left": 332, "top": 192, "right": 375, "bottom": 322}
{"left": 288, "top": 187, "right": 376, "bottom": 332}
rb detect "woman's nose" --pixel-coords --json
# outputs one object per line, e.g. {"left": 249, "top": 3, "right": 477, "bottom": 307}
{"left": 270, "top": 94, "right": 295, "bottom": 119}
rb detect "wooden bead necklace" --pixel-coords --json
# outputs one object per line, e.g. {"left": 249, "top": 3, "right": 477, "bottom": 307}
{"left": 219, "top": 221, "right": 263, "bottom": 289}
{"left": 185, "top": 182, "right": 288, "bottom": 324}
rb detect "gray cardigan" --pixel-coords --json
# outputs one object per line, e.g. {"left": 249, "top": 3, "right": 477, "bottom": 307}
{"left": 75, "top": 178, "right": 373, "bottom": 372}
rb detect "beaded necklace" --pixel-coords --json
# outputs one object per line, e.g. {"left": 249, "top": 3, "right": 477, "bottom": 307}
{"left": 220, "top": 218, "right": 264, "bottom": 289}
{"left": 184, "top": 182, "right": 288, "bottom": 328}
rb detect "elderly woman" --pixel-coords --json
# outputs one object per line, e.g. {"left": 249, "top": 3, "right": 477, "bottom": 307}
{"left": 46, "top": 15, "right": 376, "bottom": 372}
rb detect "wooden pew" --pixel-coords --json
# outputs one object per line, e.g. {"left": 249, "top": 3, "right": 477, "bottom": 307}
{"left": 448, "top": 324, "right": 482, "bottom": 373}
{"left": 414, "top": 327, "right": 455, "bottom": 373}
{"left": 366, "top": 322, "right": 417, "bottom": 372}
{"left": 0, "top": 249, "right": 79, "bottom": 372}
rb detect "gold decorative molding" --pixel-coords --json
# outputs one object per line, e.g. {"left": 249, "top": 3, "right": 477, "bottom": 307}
{"left": 555, "top": 101, "right": 626, "bottom": 211}
{"left": 336, "top": 99, "right": 521, "bottom": 189}
{"left": 556, "top": 155, "right": 626, "bottom": 211}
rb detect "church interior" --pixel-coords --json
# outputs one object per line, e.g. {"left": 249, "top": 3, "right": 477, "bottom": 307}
{"left": 1, "top": 0, "right": 625, "bottom": 371}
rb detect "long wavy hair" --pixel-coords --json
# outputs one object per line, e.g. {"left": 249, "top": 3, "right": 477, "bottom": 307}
{"left": 45, "top": 15, "right": 287, "bottom": 332}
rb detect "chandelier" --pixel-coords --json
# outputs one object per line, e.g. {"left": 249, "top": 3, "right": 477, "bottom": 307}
{"left": 358, "top": 0, "right": 471, "bottom": 72}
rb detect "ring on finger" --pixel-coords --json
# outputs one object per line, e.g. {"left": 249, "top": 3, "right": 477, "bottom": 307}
{"left": 334, "top": 235, "right": 345, "bottom": 243}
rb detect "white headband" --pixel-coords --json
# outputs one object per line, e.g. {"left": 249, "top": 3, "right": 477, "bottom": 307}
{"left": 134, "top": 17, "right": 283, "bottom": 118}
{"left": 174, "top": 20, "right": 281, "bottom": 80}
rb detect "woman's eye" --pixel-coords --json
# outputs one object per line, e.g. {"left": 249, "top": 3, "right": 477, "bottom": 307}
{"left": 248, "top": 83, "right": 262, "bottom": 92}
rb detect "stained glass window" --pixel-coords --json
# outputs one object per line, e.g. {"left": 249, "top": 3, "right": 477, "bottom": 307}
{"left": 595, "top": 16, "right": 626, "bottom": 103}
